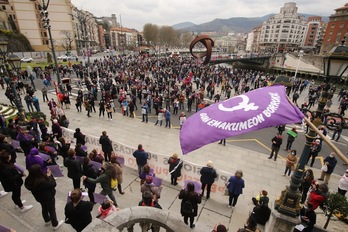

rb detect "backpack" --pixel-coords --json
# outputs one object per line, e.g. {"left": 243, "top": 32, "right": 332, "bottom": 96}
{"left": 110, "top": 178, "right": 118, "bottom": 190}
{"left": 182, "top": 200, "right": 193, "bottom": 214}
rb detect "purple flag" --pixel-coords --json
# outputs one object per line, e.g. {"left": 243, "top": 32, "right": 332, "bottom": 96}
{"left": 152, "top": 176, "right": 162, "bottom": 187}
{"left": 39, "top": 152, "right": 51, "bottom": 161}
{"left": 14, "top": 163, "right": 25, "bottom": 174}
{"left": 93, "top": 193, "right": 107, "bottom": 204}
{"left": 47, "top": 165, "right": 64, "bottom": 177}
{"left": 184, "top": 180, "right": 201, "bottom": 194}
{"left": 11, "top": 140, "right": 20, "bottom": 149}
{"left": 180, "top": 85, "right": 304, "bottom": 154}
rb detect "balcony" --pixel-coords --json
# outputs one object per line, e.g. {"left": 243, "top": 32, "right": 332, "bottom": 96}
{"left": 84, "top": 206, "right": 209, "bottom": 231}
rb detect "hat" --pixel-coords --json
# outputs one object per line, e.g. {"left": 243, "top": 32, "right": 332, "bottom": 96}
{"left": 315, "top": 139, "right": 321, "bottom": 144}
{"left": 207, "top": 160, "right": 213, "bottom": 168}
{"left": 52, "top": 119, "right": 58, "bottom": 124}
{"left": 345, "top": 169, "right": 348, "bottom": 173}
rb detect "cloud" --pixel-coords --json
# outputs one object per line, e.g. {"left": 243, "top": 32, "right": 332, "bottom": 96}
{"left": 70, "top": 0, "right": 347, "bottom": 31}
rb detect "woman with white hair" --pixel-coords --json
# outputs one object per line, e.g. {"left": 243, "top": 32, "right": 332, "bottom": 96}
{"left": 200, "top": 160, "right": 217, "bottom": 200}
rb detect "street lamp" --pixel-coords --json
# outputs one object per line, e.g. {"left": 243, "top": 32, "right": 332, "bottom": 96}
{"left": 293, "top": 50, "right": 304, "bottom": 79}
{"left": 0, "top": 41, "right": 25, "bottom": 121}
{"left": 275, "top": 41, "right": 348, "bottom": 217}
{"left": 37, "top": 0, "right": 61, "bottom": 85}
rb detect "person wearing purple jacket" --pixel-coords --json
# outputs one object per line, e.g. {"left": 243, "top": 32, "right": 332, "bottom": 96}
{"left": 26, "top": 148, "right": 50, "bottom": 174}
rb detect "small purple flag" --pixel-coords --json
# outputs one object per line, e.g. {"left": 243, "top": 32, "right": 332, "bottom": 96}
{"left": 184, "top": 180, "right": 201, "bottom": 194}
{"left": 91, "top": 161, "right": 102, "bottom": 171}
{"left": 47, "top": 165, "right": 64, "bottom": 177}
{"left": 39, "top": 152, "right": 51, "bottom": 161}
{"left": 180, "top": 85, "right": 304, "bottom": 154}
{"left": 152, "top": 176, "right": 162, "bottom": 187}
{"left": 46, "top": 146, "right": 56, "bottom": 153}
{"left": 14, "top": 163, "right": 25, "bottom": 174}
{"left": 11, "top": 140, "right": 20, "bottom": 149}
{"left": 116, "top": 157, "right": 125, "bottom": 165}
{"left": 93, "top": 193, "right": 107, "bottom": 204}
{"left": 82, "top": 145, "right": 88, "bottom": 151}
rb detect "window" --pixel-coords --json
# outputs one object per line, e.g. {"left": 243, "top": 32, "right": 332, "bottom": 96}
{"left": 330, "top": 24, "right": 335, "bottom": 28}
{"left": 340, "top": 23, "right": 345, "bottom": 28}
{"left": 2, "top": 5, "right": 6, "bottom": 10}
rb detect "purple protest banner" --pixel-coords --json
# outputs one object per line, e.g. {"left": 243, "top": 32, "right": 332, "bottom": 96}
{"left": 39, "top": 152, "right": 51, "bottom": 161}
{"left": 93, "top": 193, "right": 107, "bottom": 204}
{"left": 14, "top": 163, "right": 25, "bottom": 174}
{"left": 47, "top": 165, "right": 64, "bottom": 177}
{"left": 184, "top": 180, "right": 201, "bottom": 194}
{"left": 180, "top": 85, "right": 304, "bottom": 154}
{"left": 152, "top": 176, "right": 162, "bottom": 187}
{"left": 11, "top": 140, "right": 20, "bottom": 149}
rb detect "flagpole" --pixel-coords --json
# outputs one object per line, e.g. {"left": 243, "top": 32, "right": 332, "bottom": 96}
{"left": 275, "top": 96, "right": 348, "bottom": 217}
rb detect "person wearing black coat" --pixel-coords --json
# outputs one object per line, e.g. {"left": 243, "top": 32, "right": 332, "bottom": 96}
{"left": 64, "top": 149, "right": 82, "bottom": 189}
{"left": 294, "top": 202, "right": 316, "bottom": 232}
{"left": 75, "top": 143, "right": 87, "bottom": 157}
{"left": 73, "top": 128, "right": 86, "bottom": 145}
{"left": 168, "top": 153, "right": 183, "bottom": 186}
{"left": 200, "top": 160, "right": 217, "bottom": 199}
{"left": 99, "top": 131, "right": 113, "bottom": 162}
{"left": 65, "top": 188, "right": 94, "bottom": 232}
{"left": 82, "top": 157, "right": 98, "bottom": 203}
{"left": 25, "top": 164, "right": 64, "bottom": 229}
{"left": 0, "top": 134, "right": 17, "bottom": 163}
{"left": 251, "top": 203, "right": 271, "bottom": 225}
{"left": 179, "top": 182, "right": 202, "bottom": 229}
{"left": 0, "top": 151, "right": 33, "bottom": 212}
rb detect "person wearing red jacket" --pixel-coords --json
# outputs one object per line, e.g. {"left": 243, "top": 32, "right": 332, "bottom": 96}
{"left": 308, "top": 182, "right": 328, "bottom": 210}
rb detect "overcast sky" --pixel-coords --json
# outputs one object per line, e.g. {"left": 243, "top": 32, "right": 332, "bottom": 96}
{"left": 70, "top": 0, "right": 346, "bottom": 31}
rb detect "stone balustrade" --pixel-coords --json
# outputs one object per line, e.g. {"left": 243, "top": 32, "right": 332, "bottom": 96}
{"left": 84, "top": 206, "right": 209, "bottom": 232}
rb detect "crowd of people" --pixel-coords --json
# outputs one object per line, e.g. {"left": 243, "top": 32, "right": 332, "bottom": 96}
{"left": 1, "top": 51, "right": 348, "bottom": 231}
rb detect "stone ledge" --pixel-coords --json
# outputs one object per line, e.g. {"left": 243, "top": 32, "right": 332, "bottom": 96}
{"left": 84, "top": 206, "right": 209, "bottom": 231}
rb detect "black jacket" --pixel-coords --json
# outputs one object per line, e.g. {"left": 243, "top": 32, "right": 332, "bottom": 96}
{"left": 74, "top": 132, "right": 86, "bottom": 145}
{"left": 0, "top": 141, "right": 17, "bottom": 163}
{"left": 179, "top": 189, "right": 201, "bottom": 217}
{"left": 99, "top": 135, "right": 113, "bottom": 152}
{"left": 65, "top": 200, "right": 94, "bottom": 232}
{"left": 25, "top": 175, "right": 56, "bottom": 203}
{"left": 0, "top": 162, "right": 23, "bottom": 192}
{"left": 200, "top": 166, "right": 217, "bottom": 185}
{"left": 64, "top": 156, "right": 82, "bottom": 179}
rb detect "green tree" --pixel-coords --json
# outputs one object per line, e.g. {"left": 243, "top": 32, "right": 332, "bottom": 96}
{"left": 324, "top": 192, "right": 348, "bottom": 229}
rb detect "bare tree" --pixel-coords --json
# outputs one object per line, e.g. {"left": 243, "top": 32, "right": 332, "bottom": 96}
{"left": 60, "top": 30, "right": 73, "bottom": 52}
{"left": 143, "top": 23, "right": 159, "bottom": 45}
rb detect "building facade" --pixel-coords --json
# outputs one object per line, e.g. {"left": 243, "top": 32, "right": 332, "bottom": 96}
{"left": 303, "top": 16, "right": 326, "bottom": 53}
{"left": 259, "top": 2, "right": 307, "bottom": 53}
{"left": 321, "top": 3, "right": 348, "bottom": 54}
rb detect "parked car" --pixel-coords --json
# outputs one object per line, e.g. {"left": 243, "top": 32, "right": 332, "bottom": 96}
{"left": 21, "top": 57, "right": 33, "bottom": 63}
{"left": 57, "top": 55, "right": 67, "bottom": 60}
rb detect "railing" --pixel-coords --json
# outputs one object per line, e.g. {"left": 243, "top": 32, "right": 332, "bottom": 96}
{"left": 84, "top": 206, "right": 209, "bottom": 232}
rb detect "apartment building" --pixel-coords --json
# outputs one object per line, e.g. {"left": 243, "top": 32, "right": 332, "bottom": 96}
{"left": 321, "top": 3, "right": 348, "bottom": 54}
{"left": 303, "top": 16, "right": 326, "bottom": 53}
{"left": 259, "top": 2, "right": 307, "bottom": 53}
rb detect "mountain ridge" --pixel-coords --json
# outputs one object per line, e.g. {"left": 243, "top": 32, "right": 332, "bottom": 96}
{"left": 172, "top": 14, "right": 329, "bottom": 33}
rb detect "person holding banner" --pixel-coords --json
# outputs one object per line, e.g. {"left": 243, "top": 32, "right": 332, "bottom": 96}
{"left": 168, "top": 153, "right": 183, "bottom": 186}
{"left": 200, "top": 160, "right": 217, "bottom": 200}
{"left": 99, "top": 131, "right": 113, "bottom": 162}
{"left": 284, "top": 127, "right": 298, "bottom": 151}
{"left": 25, "top": 164, "right": 64, "bottom": 230}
